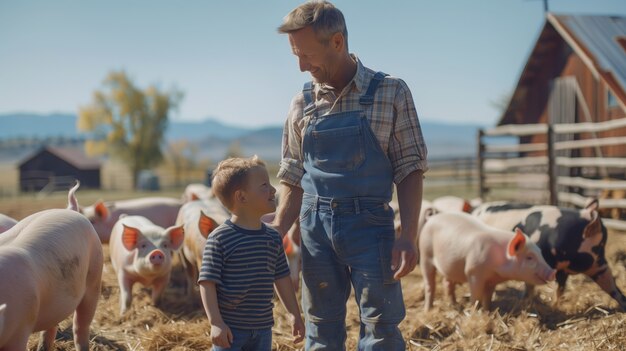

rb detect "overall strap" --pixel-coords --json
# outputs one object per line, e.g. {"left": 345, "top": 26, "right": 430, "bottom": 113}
{"left": 359, "top": 71, "right": 388, "bottom": 105}
{"left": 302, "top": 81, "right": 316, "bottom": 116}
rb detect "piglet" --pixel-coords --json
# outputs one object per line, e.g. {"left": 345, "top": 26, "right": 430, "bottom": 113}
{"left": 0, "top": 182, "right": 103, "bottom": 350}
{"left": 109, "top": 215, "right": 184, "bottom": 314}
{"left": 419, "top": 212, "right": 556, "bottom": 311}
{"left": 175, "top": 198, "right": 229, "bottom": 297}
{"left": 473, "top": 199, "right": 626, "bottom": 310}
{"left": 181, "top": 183, "right": 213, "bottom": 203}
{"left": 81, "top": 197, "right": 182, "bottom": 243}
{"left": 432, "top": 195, "right": 473, "bottom": 214}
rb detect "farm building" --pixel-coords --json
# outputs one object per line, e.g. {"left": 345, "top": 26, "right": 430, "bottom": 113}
{"left": 499, "top": 13, "right": 626, "bottom": 155}
{"left": 18, "top": 146, "right": 101, "bottom": 192}
{"left": 479, "top": 13, "right": 626, "bottom": 228}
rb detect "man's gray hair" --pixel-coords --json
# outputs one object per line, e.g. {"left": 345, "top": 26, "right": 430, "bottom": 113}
{"left": 278, "top": 1, "right": 348, "bottom": 47}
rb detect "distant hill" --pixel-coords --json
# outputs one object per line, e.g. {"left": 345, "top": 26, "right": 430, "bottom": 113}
{"left": 0, "top": 113, "right": 83, "bottom": 139}
{"left": 0, "top": 112, "right": 250, "bottom": 141}
{"left": 167, "top": 118, "right": 252, "bottom": 140}
{"left": 0, "top": 113, "right": 486, "bottom": 163}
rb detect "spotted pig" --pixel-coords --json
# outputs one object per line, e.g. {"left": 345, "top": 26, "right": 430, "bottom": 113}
{"left": 473, "top": 199, "right": 626, "bottom": 310}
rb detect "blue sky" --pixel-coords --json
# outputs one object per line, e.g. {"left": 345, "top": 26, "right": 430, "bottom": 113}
{"left": 0, "top": 0, "right": 624, "bottom": 128}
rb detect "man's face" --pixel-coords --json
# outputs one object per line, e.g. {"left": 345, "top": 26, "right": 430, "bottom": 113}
{"left": 288, "top": 26, "right": 339, "bottom": 85}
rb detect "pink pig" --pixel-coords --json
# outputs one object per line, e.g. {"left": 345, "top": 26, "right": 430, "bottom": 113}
{"left": 81, "top": 197, "right": 183, "bottom": 243}
{"left": 0, "top": 214, "right": 17, "bottom": 234}
{"left": 419, "top": 212, "right": 556, "bottom": 311}
{"left": 0, "top": 182, "right": 103, "bottom": 350}
{"left": 432, "top": 195, "right": 473, "bottom": 214}
{"left": 109, "top": 215, "right": 184, "bottom": 314}
{"left": 175, "top": 198, "right": 229, "bottom": 297}
{"left": 181, "top": 183, "right": 213, "bottom": 203}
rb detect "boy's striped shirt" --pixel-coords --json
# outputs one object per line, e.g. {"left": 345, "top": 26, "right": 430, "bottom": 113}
{"left": 198, "top": 220, "right": 290, "bottom": 329}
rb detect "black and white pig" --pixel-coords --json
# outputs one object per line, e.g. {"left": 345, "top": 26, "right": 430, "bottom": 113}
{"left": 472, "top": 199, "right": 626, "bottom": 310}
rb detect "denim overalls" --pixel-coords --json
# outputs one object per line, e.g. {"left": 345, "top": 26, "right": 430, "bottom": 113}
{"left": 299, "top": 72, "right": 405, "bottom": 351}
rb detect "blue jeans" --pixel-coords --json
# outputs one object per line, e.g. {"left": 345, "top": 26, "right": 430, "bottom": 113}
{"left": 212, "top": 327, "right": 271, "bottom": 351}
{"left": 300, "top": 195, "right": 406, "bottom": 351}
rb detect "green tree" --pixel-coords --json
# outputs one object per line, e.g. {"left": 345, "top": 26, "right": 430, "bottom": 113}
{"left": 78, "top": 71, "right": 183, "bottom": 188}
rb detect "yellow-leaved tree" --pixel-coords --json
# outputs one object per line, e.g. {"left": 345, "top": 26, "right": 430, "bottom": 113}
{"left": 166, "top": 140, "right": 199, "bottom": 186}
{"left": 78, "top": 71, "right": 183, "bottom": 188}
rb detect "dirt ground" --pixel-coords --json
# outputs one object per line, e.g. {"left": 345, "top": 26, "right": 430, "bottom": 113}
{"left": 0, "top": 192, "right": 624, "bottom": 350}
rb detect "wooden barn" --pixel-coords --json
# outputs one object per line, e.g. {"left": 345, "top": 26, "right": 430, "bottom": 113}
{"left": 478, "top": 13, "right": 626, "bottom": 228}
{"left": 19, "top": 146, "right": 101, "bottom": 192}
{"left": 499, "top": 13, "right": 626, "bottom": 156}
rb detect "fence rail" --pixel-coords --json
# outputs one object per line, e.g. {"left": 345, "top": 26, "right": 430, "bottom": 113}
{"left": 479, "top": 117, "right": 626, "bottom": 231}
{"left": 422, "top": 157, "right": 478, "bottom": 200}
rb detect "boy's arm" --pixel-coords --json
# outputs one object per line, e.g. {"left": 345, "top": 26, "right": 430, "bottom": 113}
{"left": 274, "top": 276, "right": 305, "bottom": 343}
{"left": 199, "top": 281, "right": 233, "bottom": 348}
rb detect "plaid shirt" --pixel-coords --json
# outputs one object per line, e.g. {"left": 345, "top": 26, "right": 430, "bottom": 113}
{"left": 277, "top": 55, "right": 428, "bottom": 187}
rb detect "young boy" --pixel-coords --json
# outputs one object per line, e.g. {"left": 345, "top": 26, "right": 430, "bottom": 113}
{"left": 198, "top": 156, "right": 305, "bottom": 350}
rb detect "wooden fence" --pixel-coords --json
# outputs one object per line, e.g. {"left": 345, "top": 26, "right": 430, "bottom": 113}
{"left": 479, "top": 117, "right": 626, "bottom": 231}
{"left": 423, "top": 157, "right": 478, "bottom": 200}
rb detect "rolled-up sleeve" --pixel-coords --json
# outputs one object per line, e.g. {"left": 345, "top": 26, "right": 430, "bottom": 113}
{"left": 277, "top": 94, "right": 306, "bottom": 187}
{"left": 388, "top": 80, "right": 428, "bottom": 185}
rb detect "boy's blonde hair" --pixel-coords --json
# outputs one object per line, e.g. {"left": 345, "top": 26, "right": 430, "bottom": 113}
{"left": 277, "top": 0, "right": 348, "bottom": 48}
{"left": 211, "top": 155, "right": 266, "bottom": 210}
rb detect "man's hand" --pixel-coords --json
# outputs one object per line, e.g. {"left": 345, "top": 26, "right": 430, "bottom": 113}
{"left": 391, "top": 236, "right": 418, "bottom": 280}
{"left": 292, "top": 315, "right": 305, "bottom": 344}
{"left": 393, "top": 170, "right": 423, "bottom": 280}
{"left": 210, "top": 321, "right": 233, "bottom": 348}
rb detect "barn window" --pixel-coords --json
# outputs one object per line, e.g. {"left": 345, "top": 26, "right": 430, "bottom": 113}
{"left": 607, "top": 90, "right": 618, "bottom": 109}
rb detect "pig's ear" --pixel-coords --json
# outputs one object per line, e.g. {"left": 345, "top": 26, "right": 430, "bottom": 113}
{"left": 121, "top": 224, "right": 140, "bottom": 251}
{"left": 462, "top": 200, "right": 472, "bottom": 213}
{"left": 283, "top": 235, "right": 293, "bottom": 255}
{"left": 198, "top": 211, "right": 219, "bottom": 239}
{"left": 167, "top": 225, "right": 185, "bottom": 250}
{"left": 508, "top": 228, "right": 527, "bottom": 257}
{"left": 583, "top": 211, "right": 602, "bottom": 239}
{"left": 95, "top": 201, "right": 109, "bottom": 220}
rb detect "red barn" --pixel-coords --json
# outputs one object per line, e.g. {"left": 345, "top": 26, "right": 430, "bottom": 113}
{"left": 499, "top": 14, "right": 626, "bottom": 158}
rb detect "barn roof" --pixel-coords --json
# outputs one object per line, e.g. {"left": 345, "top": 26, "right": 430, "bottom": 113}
{"left": 19, "top": 146, "right": 101, "bottom": 170}
{"left": 499, "top": 13, "right": 626, "bottom": 125}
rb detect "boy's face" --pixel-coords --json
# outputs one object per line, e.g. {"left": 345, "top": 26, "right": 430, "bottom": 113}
{"left": 243, "top": 166, "right": 277, "bottom": 216}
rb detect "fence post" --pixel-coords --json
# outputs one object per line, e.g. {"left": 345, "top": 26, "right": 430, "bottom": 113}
{"left": 547, "top": 124, "right": 557, "bottom": 206}
{"left": 478, "top": 129, "right": 485, "bottom": 200}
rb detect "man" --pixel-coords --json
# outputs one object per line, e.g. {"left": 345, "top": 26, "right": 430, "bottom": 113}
{"left": 273, "top": 1, "right": 427, "bottom": 350}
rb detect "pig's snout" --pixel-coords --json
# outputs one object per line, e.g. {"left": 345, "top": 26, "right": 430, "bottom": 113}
{"left": 538, "top": 268, "right": 557, "bottom": 283}
{"left": 149, "top": 250, "right": 166, "bottom": 265}
{"left": 547, "top": 269, "right": 556, "bottom": 282}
